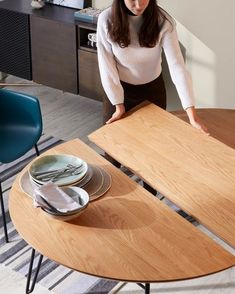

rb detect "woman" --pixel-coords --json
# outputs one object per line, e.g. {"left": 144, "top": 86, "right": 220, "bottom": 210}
{"left": 97, "top": 0, "right": 208, "bottom": 133}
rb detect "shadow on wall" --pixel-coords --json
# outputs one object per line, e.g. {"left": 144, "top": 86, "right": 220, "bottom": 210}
{"left": 169, "top": 21, "right": 217, "bottom": 109}
{"left": 177, "top": 21, "right": 217, "bottom": 108}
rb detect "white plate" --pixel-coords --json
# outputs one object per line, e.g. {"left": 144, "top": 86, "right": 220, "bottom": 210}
{"left": 74, "top": 165, "right": 94, "bottom": 187}
{"left": 28, "top": 154, "right": 88, "bottom": 186}
{"left": 74, "top": 165, "right": 112, "bottom": 201}
{"left": 20, "top": 171, "right": 38, "bottom": 198}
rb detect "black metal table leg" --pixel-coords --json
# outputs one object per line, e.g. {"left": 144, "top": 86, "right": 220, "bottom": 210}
{"left": 145, "top": 283, "right": 150, "bottom": 294}
{"left": 137, "top": 283, "right": 151, "bottom": 293}
{"left": 26, "top": 248, "right": 43, "bottom": 294}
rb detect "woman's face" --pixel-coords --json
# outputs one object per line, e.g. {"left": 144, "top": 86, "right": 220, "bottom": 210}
{"left": 123, "top": 0, "right": 150, "bottom": 16}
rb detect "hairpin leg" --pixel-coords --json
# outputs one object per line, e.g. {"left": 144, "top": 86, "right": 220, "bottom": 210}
{"left": 26, "top": 248, "right": 43, "bottom": 294}
{"left": 145, "top": 283, "right": 150, "bottom": 294}
{"left": 137, "top": 283, "right": 150, "bottom": 294}
{"left": 0, "top": 180, "right": 8, "bottom": 243}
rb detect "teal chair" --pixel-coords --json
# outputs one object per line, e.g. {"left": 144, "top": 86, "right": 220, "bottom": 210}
{"left": 0, "top": 88, "right": 43, "bottom": 242}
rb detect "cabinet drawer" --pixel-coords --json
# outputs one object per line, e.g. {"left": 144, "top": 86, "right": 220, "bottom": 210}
{"left": 30, "top": 16, "right": 78, "bottom": 94}
{"left": 78, "top": 49, "right": 105, "bottom": 101}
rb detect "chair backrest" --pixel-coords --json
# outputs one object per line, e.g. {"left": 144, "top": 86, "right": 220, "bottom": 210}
{"left": 0, "top": 88, "right": 43, "bottom": 163}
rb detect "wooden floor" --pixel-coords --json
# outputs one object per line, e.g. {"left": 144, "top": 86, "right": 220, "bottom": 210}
{"left": 3, "top": 75, "right": 235, "bottom": 293}
{"left": 3, "top": 75, "right": 103, "bottom": 145}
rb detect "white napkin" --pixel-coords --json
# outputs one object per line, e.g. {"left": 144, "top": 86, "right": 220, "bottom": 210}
{"left": 33, "top": 182, "right": 82, "bottom": 213}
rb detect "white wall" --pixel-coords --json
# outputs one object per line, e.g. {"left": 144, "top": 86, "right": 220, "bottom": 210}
{"left": 92, "top": 0, "right": 111, "bottom": 9}
{"left": 159, "top": 0, "right": 235, "bottom": 109}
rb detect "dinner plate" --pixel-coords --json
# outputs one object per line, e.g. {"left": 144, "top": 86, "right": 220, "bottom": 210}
{"left": 71, "top": 165, "right": 94, "bottom": 188}
{"left": 20, "top": 171, "right": 38, "bottom": 198}
{"left": 28, "top": 154, "right": 88, "bottom": 186}
{"left": 75, "top": 165, "right": 112, "bottom": 201}
{"left": 89, "top": 167, "right": 112, "bottom": 201}
{"left": 82, "top": 165, "right": 104, "bottom": 196}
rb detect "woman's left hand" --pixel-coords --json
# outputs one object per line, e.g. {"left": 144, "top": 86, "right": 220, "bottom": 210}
{"left": 186, "top": 107, "right": 210, "bottom": 135}
{"left": 189, "top": 119, "right": 209, "bottom": 134}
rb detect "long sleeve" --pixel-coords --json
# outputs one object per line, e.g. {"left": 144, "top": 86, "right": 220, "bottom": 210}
{"left": 97, "top": 12, "right": 124, "bottom": 105}
{"left": 161, "top": 21, "right": 195, "bottom": 109}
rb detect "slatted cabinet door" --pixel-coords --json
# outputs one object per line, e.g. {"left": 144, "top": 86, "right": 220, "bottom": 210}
{"left": 0, "top": 9, "right": 32, "bottom": 80}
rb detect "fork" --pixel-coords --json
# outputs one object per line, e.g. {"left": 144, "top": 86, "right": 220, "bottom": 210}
{"left": 35, "top": 163, "right": 83, "bottom": 181}
{"left": 40, "top": 164, "right": 84, "bottom": 182}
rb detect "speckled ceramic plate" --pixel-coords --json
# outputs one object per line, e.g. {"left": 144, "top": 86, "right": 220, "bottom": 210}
{"left": 28, "top": 154, "right": 88, "bottom": 186}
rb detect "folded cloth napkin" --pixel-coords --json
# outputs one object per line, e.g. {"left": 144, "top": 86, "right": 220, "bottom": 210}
{"left": 33, "top": 182, "right": 82, "bottom": 213}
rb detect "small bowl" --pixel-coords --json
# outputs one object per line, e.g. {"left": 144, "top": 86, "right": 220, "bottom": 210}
{"left": 41, "top": 186, "right": 89, "bottom": 221}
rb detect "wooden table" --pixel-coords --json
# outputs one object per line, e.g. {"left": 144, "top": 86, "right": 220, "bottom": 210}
{"left": 89, "top": 103, "right": 235, "bottom": 248}
{"left": 9, "top": 139, "right": 234, "bottom": 291}
{"left": 172, "top": 108, "right": 235, "bottom": 149}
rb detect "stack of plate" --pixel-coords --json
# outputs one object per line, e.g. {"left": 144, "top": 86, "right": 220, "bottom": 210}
{"left": 20, "top": 154, "right": 112, "bottom": 209}
{"left": 29, "top": 154, "right": 89, "bottom": 188}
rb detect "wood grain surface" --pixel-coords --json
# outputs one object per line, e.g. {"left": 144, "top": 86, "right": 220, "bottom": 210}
{"left": 172, "top": 108, "right": 235, "bottom": 149}
{"left": 89, "top": 103, "right": 235, "bottom": 247}
{"left": 9, "top": 139, "right": 234, "bottom": 282}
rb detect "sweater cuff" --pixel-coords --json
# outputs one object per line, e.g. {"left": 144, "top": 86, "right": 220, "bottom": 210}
{"left": 183, "top": 104, "right": 195, "bottom": 111}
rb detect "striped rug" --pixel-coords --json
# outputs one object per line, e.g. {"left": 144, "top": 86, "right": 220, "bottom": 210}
{"left": 0, "top": 135, "right": 121, "bottom": 293}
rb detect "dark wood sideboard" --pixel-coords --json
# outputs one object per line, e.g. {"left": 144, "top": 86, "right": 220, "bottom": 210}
{"left": 0, "top": 0, "right": 105, "bottom": 101}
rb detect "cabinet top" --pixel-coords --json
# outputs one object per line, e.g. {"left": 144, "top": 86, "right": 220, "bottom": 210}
{"left": 0, "top": 0, "right": 88, "bottom": 24}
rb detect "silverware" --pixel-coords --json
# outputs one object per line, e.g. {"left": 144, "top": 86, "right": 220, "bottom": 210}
{"left": 34, "top": 164, "right": 83, "bottom": 181}
{"left": 42, "top": 166, "right": 85, "bottom": 182}
{"left": 33, "top": 167, "right": 67, "bottom": 177}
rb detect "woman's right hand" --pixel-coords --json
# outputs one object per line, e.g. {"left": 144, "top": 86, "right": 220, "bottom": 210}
{"left": 106, "top": 103, "right": 126, "bottom": 124}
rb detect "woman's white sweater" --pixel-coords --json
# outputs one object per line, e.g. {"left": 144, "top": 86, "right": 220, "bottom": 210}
{"left": 97, "top": 7, "right": 195, "bottom": 110}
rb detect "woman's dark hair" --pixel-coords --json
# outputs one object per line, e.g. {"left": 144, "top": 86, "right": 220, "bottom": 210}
{"left": 108, "top": 0, "right": 173, "bottom": 48}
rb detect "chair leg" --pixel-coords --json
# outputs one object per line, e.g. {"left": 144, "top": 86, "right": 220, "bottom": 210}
{"left": 0, "top": 144, "right": 40, "bottom": 244}
{"left": 0, "top": 180, "right": 9, "bottom": 243}
{"left": 34, "top": 144, "right": 40, "bottom": 157}
{"left": 26, "top": 248, "right": 43, "bottom": 294}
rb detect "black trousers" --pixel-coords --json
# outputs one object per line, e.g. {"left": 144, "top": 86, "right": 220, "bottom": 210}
{"left": 103, "top": 74, "right": 167, "bottom": 123}
{"left": 103, "top": 74, "right": 167, "bottom": 194}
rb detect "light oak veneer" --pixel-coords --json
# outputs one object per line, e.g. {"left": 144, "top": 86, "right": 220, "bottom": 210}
{"left": 9, "top": 139, "right": 235, "bottom": 282}
{"left": 172, "top": 108, "right": 235, "bottom": 150}
{"left": 89, "top": 103, "right": 235, "bottom": 248}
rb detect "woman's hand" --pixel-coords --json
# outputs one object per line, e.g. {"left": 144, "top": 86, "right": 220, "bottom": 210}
{"left": 186, "top": 107, "right": 209, "bottom": 135}
{"left": 106, "top": 103, "right": 126, "bottom": 124}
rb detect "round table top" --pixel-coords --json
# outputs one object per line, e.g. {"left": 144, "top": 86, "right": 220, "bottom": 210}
{"left": 9, "top": 139, "right": 234, "bottom": 283}
{"left": 172, "top": 108, "right": 235, "bottom": 149}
